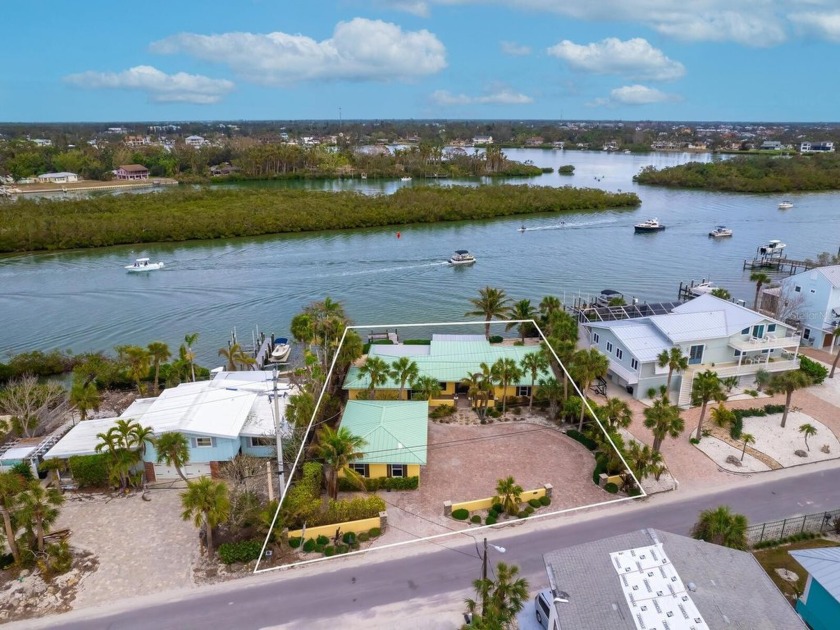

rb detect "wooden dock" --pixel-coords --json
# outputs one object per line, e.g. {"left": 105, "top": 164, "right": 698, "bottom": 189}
{"left": 742, "top": 255, "right": 817, "bottom": 275}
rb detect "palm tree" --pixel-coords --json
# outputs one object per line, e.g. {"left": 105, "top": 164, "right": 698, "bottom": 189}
{"left": 313, "top": 426, "right": 367, "bottom": 500}
{"left": 766, "top": 370, "right": 812, "bottom": 427}
{"left": 690, "top": 370, "right": 725, "bottom": 441}
{"left": 70, "top": 377, "right": 100, "bottom": 421}
{"left": 0, "top": 471, "right": 25, "bottom": 563}
{"left": 740, "top": 432, "right": 755, "bottom": 461}
{"left": 389, "top": 357, "right": 419, "bottom": 400}
{"left": 546, "top": 338, "right": 576, "bottom": 399}
{"left": 625, "top": 441, "right": 662, "bottom": 482}
{"left": 466, "top": 286, "right": 510, "bottom": 339}
{"left": 505, "top": 299, "right": 537, "bottom": 343}
{"left": 290, "top": 313, "right": 315, "bottom": 349}
{"left": 358, "top": 355, "right": 391, "bottom": 399}
{"left": 156, "top": 432, "right": 191, "bottom": 482}
{"left": 147, "top": 341, "right": 171, "bottom": 394}
{"left": 830, "top": 325, "right": 840, "bottom": 379}
{"left": 17, "top": 481, "right": 64, "bottom": 552}
{"left": 410, "top": 375, "right": 441, "bottom": 401}
{"left": 799, "top": 423, "right": 818, "bottom": 451}
{"left": 571, "top": 348, "right": 609, "bottom": 430}
{"left": 754, "top": 367, "right": 771, "bottom": 392}
{"left": 180, "top": 477, "right": 230, "bottom": 558}
{"left": 218, "top": 343, "right": 248, "bottom": 372}
{"left": 491, "top": 358, "right": 522, "bottom": 417}
{"left": 466, "top": 561, "right": 529, "bottom": 625}
{"left": 183, "top": 332, "right": 199, "bottom": 382}
{"left": 538, "top": 295, "right": 563, "bottom": 324}
{"left": 461, "top": 371, "right": 488, "bottom": 418}
{"left": 520, "top": 352, "right": 548, "bottom": 410}
{"left": 95, "top": 419, "right": 152, "bottom": 489}
{"left": 657, "top": 347, "right": 688, "bottom": 391}
{"left": 750, "top": 271, "right": 771, "bottom": 311}
{"left": 496, "top": 476, "right": 523, "bottom": 516}
{"left": 691, "top": 505, "right": 748, "bottom": 550}
{"left": 597, "top": 397, "right": 633, "bottom": 430}
{"left": 643, "top": 391, "right": 684, "bottom": 454}
{"left": 116, "top": 344, "right": 151, "bottom": 394}
{"left": 535, "top": 376, "right": 563, "bottom": 420}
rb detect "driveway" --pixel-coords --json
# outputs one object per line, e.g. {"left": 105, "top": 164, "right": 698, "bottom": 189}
{"left": 379, "top": 421, "right": 613, "bottom": 542}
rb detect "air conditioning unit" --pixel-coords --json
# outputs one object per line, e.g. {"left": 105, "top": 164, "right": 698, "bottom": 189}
{"left": 735, "top": 299, "right": 746, "bottom": 307}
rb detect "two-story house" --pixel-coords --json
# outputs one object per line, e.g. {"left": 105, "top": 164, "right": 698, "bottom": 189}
{"left": 771, "top": 266, "right": 840, "bottom": 349}
{"left": 583, "top": 294, "right": 801, "bottom": 406}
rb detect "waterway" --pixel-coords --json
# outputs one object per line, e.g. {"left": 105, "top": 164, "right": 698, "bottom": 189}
{"left": 2, "top": 149, "right": 838, "bottom": 365}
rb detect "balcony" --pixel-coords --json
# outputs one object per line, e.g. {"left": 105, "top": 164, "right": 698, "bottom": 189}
{"left": 677, "top": 358, "right": 800, "bottom": 406}
{"left": 729, "top": 334, "right": 801, "bottom": 352}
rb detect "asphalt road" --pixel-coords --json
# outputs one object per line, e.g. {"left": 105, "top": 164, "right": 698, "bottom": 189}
{"left": 34, "top": 464, "right": 840, "bottom": 630}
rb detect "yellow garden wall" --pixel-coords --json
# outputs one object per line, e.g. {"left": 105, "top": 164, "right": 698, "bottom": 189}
{"left": 287, "top": 515, "right": 381, "bottom": 540}
{"left": 452, "top": 487, "right": 546, "bottom": 513}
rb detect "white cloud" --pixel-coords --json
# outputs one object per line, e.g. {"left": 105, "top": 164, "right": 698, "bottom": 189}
{"left": 500, "top": 41, "right": 532, "bottom": 56}
{"left": 789, "top": 11, "right": 840, "bottom": 42}
{"left": 431, "top": 88, "right": 533, "bottom": 105}
{"left": 377, "top": 0, "right": 430, "bottom": 17}
{"left": 63, "top": 65, "right": 234, "bottom": 104}
{"left": 589, "top": 84, "right": 680, "bottom": 107}
{"left": 547, "top": 37, "right": 684, "bottom": 81}
{"left": 151, "top": 18, "right": 447, "bottom": 85}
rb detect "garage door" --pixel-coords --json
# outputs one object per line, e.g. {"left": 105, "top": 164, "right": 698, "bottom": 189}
{"left": 153, "top": 463, "right": 212, "bottom": 480}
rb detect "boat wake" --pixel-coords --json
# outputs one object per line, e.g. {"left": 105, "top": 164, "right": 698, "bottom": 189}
{"left": 328, "top": 260, "right": 450, "bottom": 278}
{"left": 522, "top": 218, "right": 617, "bottom": 232}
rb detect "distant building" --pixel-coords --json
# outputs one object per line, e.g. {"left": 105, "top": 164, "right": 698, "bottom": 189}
{"left": 184, "top": 135, "right": 206, "bottom": 148}
{"left": 36, "top": 172, "right": 78, "bottom": 184}
{"left": 124, "top": 135, "right": 151, "bottom": 147}
{"left": 760, "top": 141, "right": 782, "bottom": 150}
{"left": 801, "top": 141, "right": 835, "bottom": 153}
{"left": 771, "top": 265, "right": 840, "bottom": 349}
{"left": 115, "top": 164, "right": 150, "bottom": 180}
{"left": 472, "top": 135, "right": 493, "bottom": 145}
{"left": 31, "top": 138, "right": 52, "bottom": 147}
{"left": 541, "top": 528, "right": 805, "bottom": 630}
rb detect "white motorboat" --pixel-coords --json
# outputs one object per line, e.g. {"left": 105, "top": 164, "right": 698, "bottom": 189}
{"left": 400, "top": 176, "right": 412, "bottom": 182}
{"left": 449, "top": 250, "right": 476, "bottom": 265}
{"left": 759, "top": 239, "right": 786, "bottom": 256}
{"left": 778, "top": 201, "right": 794, "bottom": 209}
{"left": 709, "top": 225, "right": 733, "bottom": 238}
{"left": 268, "top": 337, "right": 291, "bottom": 363}
{"left": 517, "top": 225, "right": 526, "bottom": 232}
{"left": 634, "top": 218, "right": 666, "bottom": 233}
{"left": 125, "top": 257, "right": 164, "bottom": 272}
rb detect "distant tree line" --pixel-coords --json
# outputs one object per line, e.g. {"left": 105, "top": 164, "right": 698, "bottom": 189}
{"left": 0, "top": 185, "right": 640, "bottom": 253}
{"left": 634, "top": 154, "right": 840, "bottom": 192}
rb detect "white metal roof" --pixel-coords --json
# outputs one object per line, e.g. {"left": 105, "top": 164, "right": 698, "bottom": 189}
{"left": 815, "top": 265, "right": 840, "bottom": 288}
{"left": 790, "top": 548, "right": 840, "bottom": 599}
{"left": 588, "top": 319, "right": 671, "bottom": 363}
{"left": 671, "top": 294, "right": 778, "bottom": 335}
{"left": 43, "top": 417, "right": 120, "bottom": 459}
{"left": 650, "top": 311, "right": 729, "bottom": 343}
{"left": 0, "top": 446, "right": 37, "bottom": 462}
{"left": 369, "top": 344, "right": 431, "bottom": 357}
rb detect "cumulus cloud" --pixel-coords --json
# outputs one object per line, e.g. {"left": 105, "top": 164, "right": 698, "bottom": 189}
{"left": 500, "top": 41, "right": 532, "bottom": 56}
{"left": 590, "top": 84, "right": 680, "bottom": 107}
{"left": 150, "top": 18, "right": 447, "bottom": 85}
{"left": 431, "top": 88, "right": 533, "bottom": 105}
{"left": 547, "top": 37, "right": 684, "bottom": 81}
{"left": 789, "top": 11, "right": 840, "bottom": 42}
{"left": 64, "top": 65, "right": 234, "bottom": 104}
{"left": 377, "top": 0, "right": 430, "bottom": 17}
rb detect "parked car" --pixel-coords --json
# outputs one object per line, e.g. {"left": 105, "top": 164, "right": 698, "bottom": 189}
{"left": 535, "top": 589, "right": 552, "bottom": 628}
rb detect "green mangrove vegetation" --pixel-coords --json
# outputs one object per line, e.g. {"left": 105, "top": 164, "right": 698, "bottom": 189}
{"left": 633, "top": 154, "right": 840, "bottom": 193}
{"left": 0, "top": 185, "right": 640, "bottom": 253}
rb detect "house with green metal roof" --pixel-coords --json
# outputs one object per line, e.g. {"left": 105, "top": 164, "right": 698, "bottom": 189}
{"left": 338, "top": 400, "right": 428, "bottom": 481}
{"left": 343, "top": 334, "right": 549, "bottom": 408}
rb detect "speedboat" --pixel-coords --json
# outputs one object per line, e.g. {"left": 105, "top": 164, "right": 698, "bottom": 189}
{"left": 268, "top": 337, "right": 291, "bottom": 363}
{"left": 517, "top": 225, "right": 526, "bottom": 232}
{"left": 125, "top": 257, "right": 164, "bottom": 272}
{"left": 634, "top": 218, "right": 666, "bottom": 233}
{"left": 759, "top": 239, "right": 786, "bottom": 256}
{"left": 400, "top": 176, "right": 412, "bottom": 182}
{"left": 778, "top": 201, "right": 793, "bottom": 209}
{"left": 449, "top": 250, "right": 476, "bottom": 265}
{"left": 709, "top": 225, "right": 733, "bottom": 238}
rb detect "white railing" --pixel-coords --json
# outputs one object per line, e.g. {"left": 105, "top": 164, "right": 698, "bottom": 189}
{"left": 729, "top": 335, "right": 801, "bottom": 352}
{"left": 677, "top": 359, "right": 800, "bottom": 406}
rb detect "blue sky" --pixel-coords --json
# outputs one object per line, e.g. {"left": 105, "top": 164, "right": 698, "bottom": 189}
{"left": 2, "top": 0, "right": 840, "bottom": 122}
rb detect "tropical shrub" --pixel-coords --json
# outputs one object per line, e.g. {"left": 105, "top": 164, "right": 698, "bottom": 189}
{"left": 486, "top": 515, "right": 497, "bottom": 525}
{"left": 524, "top": 506, "right": 534, "bottom": 515}
{"left": 68, "top": 454, "right": 110, "bottom": 488}
{"left": 488, "top": 335, "right": 504, "bottom": 344}
{"left": 288, "top": 537, "right": 302, "bottom": 549}
{"left": 604, "top": 482, "right": 619, "bottom": 494}
{"left": 342, "top": 532, "right": 356, "bottom": 545}
{"left": 10, "top": 462, "right": 34, "bottom": 480}
{"left": 452, "top": 508, "right": 470, "bottom": 520}
{"left": 729, "top": 416, "right": 744, "bottom": 440}
{"left": 358, "top": 532, "right": 370, "bottom": 543}
{"left": 798, "top": 356, "right": 827, "bottom": 384}
{"left": 430, "top": 405, "right": 456, "bottom": 419}
{"left": 528, "top": 498, "right": 541, "bottom": 509}
{"left": 324, "top": 546, "right": 336, "bottom": 557}
{"left": 338, "top": 475, "right": 419, "bottom": 492}
{"left": 517, "top": 511, "right": 528, "bottom": 519}
{"left": 336, "top": 544, "right": 349, "bottom": 554}
{"left": 316, "top": 535, "right": 330, "bottom": 546}
{"left": 319, "top": 496, "right": 386, "bottom": 526}
{"left": 539, "top": 496, "right": 551, "bottom": 506}
{"left": 368, "top": 527, "right": 381, "bottom": 537}
{"left": 302, "top": 539, "right": 316, "bottom": 553}
{"left": 218, "top": 540, "right": 263, "bottom": 565}
{"left": 566, "top": 429, "right": 598, "bottom": 451}
{"left": 491, "top": 502, "right": 503, "bottom": 515}
{"left": 471, "top": 515, "right": 482, "bottom": 524}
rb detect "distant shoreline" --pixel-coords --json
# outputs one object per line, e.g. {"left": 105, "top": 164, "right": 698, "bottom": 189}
{"left": 7, "top": 178, "right": 178, "bottom": 194}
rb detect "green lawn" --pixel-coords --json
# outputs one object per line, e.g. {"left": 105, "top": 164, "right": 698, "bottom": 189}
{"left": 753, "top": 538, "right": 840, "bottom": 602}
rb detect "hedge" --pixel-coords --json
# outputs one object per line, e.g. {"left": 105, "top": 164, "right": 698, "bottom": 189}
{"left": 489, "top": 336, "right": 504, "bottom": 344}
{"left": 218, "top": 540, "right": 263, "bottom": 565}
{"left": 470, "top": 515, "right": 482, "bottom": 524}
{"left": 368, "top": 528, "right": 381, "bottom": 537}
{"left": 567, "top": 429, "right": 598, "bottom": 451}
{"left": 539, "top": 496, "right": 551, "bottom": 506}
{"left": 68, "top": 454, "right": 110, "bottom": 488}
{"left": 316, "top": 535, "right": 330, "bottom": 545}
{"left": 324, "top": 546, "right": 336, "bottom": 557}
{"left": 342, "top": 532, "right": 356, "bottom": 545}
{"left": 317, "top": 495, "right": 386, "bottom": 526}
{"left": 452, "top": 508, "right": 470, "bottom": 520}
{"left": 604, "top": 482, "right": 619, "bottom": 494}
{"left": 528, "top": 498, "right": 542, "bottom": 509}
{"left": 403, "top": 339, "right": 431, "bottom": 345}
{"left": 303, "top": 539, "right": 316, "bottom": 553}
{"left": 799, "top": 356, "right": 828, "bottom": 384}
{"left": 358, "top": 532, "right": 370, "bottom": 543}
{"left": 486, "top": 516, "right": 497, "bottom": 525}
{"left": 592, "top": 455, "right": 608, "bottom": 486}
{"left": 288, "top": 537, "right": 302, "bottom": 549}
{"left": 338, "top": 476, "right": 419, "bottom": 492}
{"left": 491, "top": 502, "right": 503, "bottom": 515}
{"left": 753, "top": 531, "right": 818, "bottom": 549}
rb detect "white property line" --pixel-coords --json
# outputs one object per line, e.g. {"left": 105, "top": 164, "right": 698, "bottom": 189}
{"left": 254, "top": 319, "right": 645, "bottom": 574}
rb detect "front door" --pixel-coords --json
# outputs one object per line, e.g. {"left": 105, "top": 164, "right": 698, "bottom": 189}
{"left": 753, "top": 324, "right": 765, "bottom": 339}
{"left": 688, "top": 344, "right": 704, "bottom": 365}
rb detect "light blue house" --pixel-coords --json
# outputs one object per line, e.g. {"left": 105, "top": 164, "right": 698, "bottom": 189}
{"left": 45, "top": 371, "right": 293, "bottom": 480}
{"left": 583, "top": 294, "right": 802, "bottom": 406}
{"left": 790, "top": 547, "right": 840, "bottom": 630}
{"left": 769, "top": 265, "right": 840, "bottom": 350}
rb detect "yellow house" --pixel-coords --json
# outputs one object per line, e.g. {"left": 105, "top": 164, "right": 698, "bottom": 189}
{"left": 343, "top": 334, "right": 549, "bottom": 408}
{"left": 337, "top": 400, "right": 428, "bottom": 480}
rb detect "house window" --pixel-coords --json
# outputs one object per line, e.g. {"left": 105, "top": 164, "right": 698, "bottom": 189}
{"left": 350, "top": 463, "right": 369, "bottom": 478}
{"left": 606, "top": 341, "right": 613, "bottom": 353}
{"left": 734, "top": 350, "right": 742, "bottom": 357}
{"left": 804, "top": 328, "right": 811, "bottom": 340}
{"left": 794, "top": 285, "right": 801, "bottom": 292}
{"left": 615, "top": 348, "right": 623, "bottom": 360}
{"left": 741, "top": 327, "right": 750, "bottom": 335}
{"left": 249, "top": 436, "right": 274, "bottom": 447}
{"left": 630, "top": 358, "right": 639, "bottom": 370}
{"left": 192, "top": 437, "right": 214, "bottom": 448}
{"left": 688, "top": 345, "right": 704, "bottom": 365}
{"left": 752, "top": 324, "right": 765, "bottom": 338}
{"left": 810, "top": 289, "right": 816, "bottom": 293}
{"left": 516, "top": 386, "right": 531, "bottom": 397}
{"left": 592, "top": 332, "right": 600, "bottom": 344}
{"left": 768, "top": 324, "right": 776, "bottom": 333}
{"left": 387, "top": 464, "right": 406, "bottom": 478}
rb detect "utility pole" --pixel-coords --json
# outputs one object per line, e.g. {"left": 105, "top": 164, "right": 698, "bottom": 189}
{"left": 482, "top": 538, "right": 488, "bottom": 615}
{"left": 273, "top": 367, "right": 286, "bottom": 501}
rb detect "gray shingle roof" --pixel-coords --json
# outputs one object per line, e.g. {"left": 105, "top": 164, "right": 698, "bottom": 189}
{"left": 790, "top": 547, "right": 840, "bottom": 599}
{"left": 543, "top": 528, "right": 805, "bottom": 630}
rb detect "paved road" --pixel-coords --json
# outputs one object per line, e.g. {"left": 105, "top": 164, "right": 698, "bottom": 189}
{"left": 33, "top": 464, "right": 840, "bottom": 630}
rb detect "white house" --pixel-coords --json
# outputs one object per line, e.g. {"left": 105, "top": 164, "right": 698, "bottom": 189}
{"left": 44, "top": 371, "right": 294, "bottom": 480}
{"left": 800, "top": 141, "right": 835, "bottom": 153}
{"left": 184, "top": 135, "right": 206, "bottom": 148}
{"left": 472, "top": 135, "right": 494, "bottom": 145}
{"left": 772, "top": 266, "right": 840, "bottom": 349}
{"left": 583, "top": 294, "right": 801, "bottom": 406}
{"left": 36, "top": 172, "right": 79, "bottom": 184}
